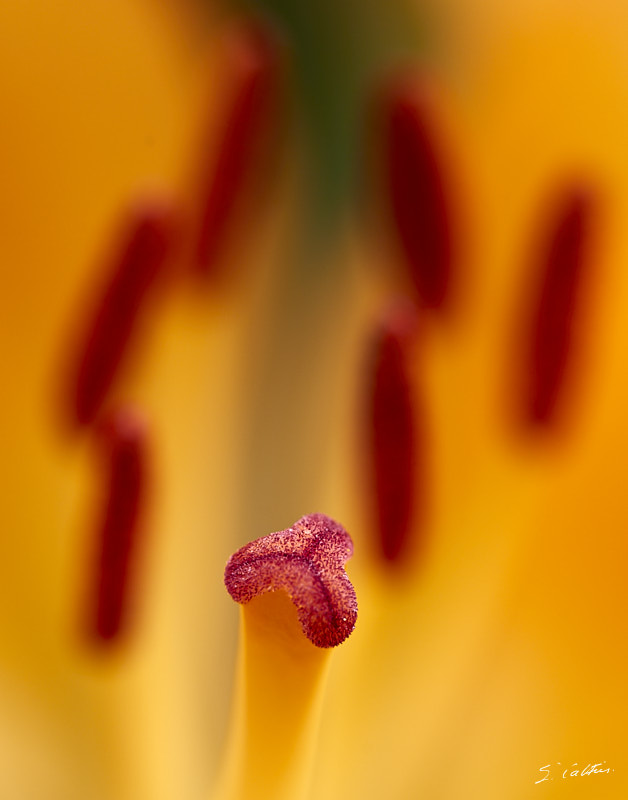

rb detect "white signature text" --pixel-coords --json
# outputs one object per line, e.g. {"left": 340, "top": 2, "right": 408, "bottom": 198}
{"left": 535, "top": 762, "right": 614, "bottom": 784}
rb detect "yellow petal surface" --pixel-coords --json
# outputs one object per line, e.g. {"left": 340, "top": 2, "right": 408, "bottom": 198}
{"left": 2, "top": 1, "right": 628, "bottom": 799}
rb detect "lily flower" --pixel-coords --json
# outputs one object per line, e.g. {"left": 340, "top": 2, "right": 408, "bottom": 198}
{"left": 1, "top": 1, "right": 627, "bottom": 799}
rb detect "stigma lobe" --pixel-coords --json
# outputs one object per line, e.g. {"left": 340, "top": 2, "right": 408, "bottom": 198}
{"left": 89, "top": 408, "right": 147, "bottom": 642}
{"left": 72, "top": 202, "right": 174, "bottom": 426}
{"left": 224, "top": 514, "right": 358, "bottom": 648}
{"left": 384, "top": 79, "right": 452, "bottom": 309}
{"left": 195, "top": 21, "right": 278, "bottom": 276}
{"left": 525, "top": 188, "right": 592, "bottom": 424}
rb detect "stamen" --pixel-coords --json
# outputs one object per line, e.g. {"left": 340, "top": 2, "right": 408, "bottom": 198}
{"left": 194, "top": 21, "right": 278, "bottom": 277}
{"left": 525, "top": 188, "right": 592, "bottom": 424}
{"left": 72, "top": 201, "right": 174, "bottom": 426}
{"left": 225, "top": 513, "right": 357, "bottom": 648}
{"left": 219, "top": 514, "right": 357, "bottom": 799}
{"left": 384, "top": 77, "right": 452, "bottom": 309}
{"left": 368, "top": 301, "right": 418, "bottom": 562}
{"left": 89, "top": 407, "right": 147, "bottom": 643}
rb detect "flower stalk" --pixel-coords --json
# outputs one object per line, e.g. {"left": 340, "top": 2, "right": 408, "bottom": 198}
{"left": 218, "top": 513, "right": 357, "bottom": 800}
{"left": 217, "top": 590, "right": 331, "bottom": 800}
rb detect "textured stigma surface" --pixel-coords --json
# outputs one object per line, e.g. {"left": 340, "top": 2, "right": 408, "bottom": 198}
{"left": 224, "top": 514, "right": 358, "bottom": 648}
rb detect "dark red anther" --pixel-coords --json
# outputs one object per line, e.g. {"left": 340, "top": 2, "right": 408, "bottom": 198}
{"left": 73, "top": 201, "right": 174, "bottom": 426}
{"left": 194, "top": 21, "right": 278, "bottom": 276}
{"left": 526, "top": 188, "right": 592, "bottom": 424}
{"left": 384, "top": 78, "right": 452, "bottom": 309}
{"left": 90, "top": 408, "right": 147, "bottom": 643}
{"left": 368, "top": 301, "right": 418, "bottom": 563}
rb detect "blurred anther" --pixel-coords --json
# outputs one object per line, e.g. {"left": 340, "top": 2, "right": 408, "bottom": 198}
{"left": 525, "top": 188, "right": 593, "bottom": 424}
{"left": 384, "top": 78, "right": 452, "bottom": 309}
{"left": 194, "top": 20, "right": 279, "bottom": 278}
{"left": 90, "top": 407, "right": 147, "bottom": 643}
{"left": 72, "top": 200, "right": 175, "bottom": 426}
{"left": 368, "top": 300, "right": 419, "bottom": 563}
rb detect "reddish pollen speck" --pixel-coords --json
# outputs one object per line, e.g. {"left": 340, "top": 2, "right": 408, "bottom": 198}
{"left": 224, "top": 514, "right": 358, "bottom": 648}
{"left": 194, "top": 20, "right": 278, "bottom": 277}
{"left": 89, "top": 407, "right": 147, "bottom": 643}
{"left": 368, "top": 300, "right": 419, "bottom": 563}
{"left": 384, "top": 77, "right": 453, "bottom": 309}
{"left": 525, "top": 188, "right": 593, "bottom": 424}
{"left": 72, "top": 201, "right": 174, "bottom": 426}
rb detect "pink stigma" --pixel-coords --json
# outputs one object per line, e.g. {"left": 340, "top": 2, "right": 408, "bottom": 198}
{"left": 225, "top": 513, "right": 358, "bottom": 648}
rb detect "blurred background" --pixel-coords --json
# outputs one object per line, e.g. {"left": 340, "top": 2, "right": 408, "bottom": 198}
{"left": 1, "top": 0, "right": 627, "bottom": 798}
